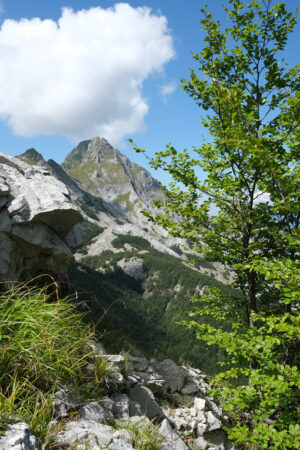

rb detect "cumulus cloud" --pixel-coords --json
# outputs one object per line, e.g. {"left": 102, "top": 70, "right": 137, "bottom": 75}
{"left": 254, "top": 191, "right": 271, "bottom": 204}
{"left": 0, "top": 4, "right": 174, "bottom": 145}
{"left": 160, "top": 80, "right": 177, "bottom": 101}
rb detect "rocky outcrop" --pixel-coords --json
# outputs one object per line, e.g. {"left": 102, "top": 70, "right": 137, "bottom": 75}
{"left": 0, "top": 153, "right": 83, "bottom": 282}
{"left": 0, "top": 422, "right": 39, "bottom": 450}
{"left": 0, "top": 347, "right": 234, "bottom": 449}
{"left": 52, "top": 346, "right": 233, "bottom": 449}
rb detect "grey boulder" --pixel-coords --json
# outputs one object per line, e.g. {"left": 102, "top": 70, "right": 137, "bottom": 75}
{"left": 56, "top": 420, "right": 115, "bottom": 449}
{"left": 0, "top": 422, "right": 39, "bottom": 450}
{"left": 129, "top": 386, "right": 164, "bottom": 420}
{"left": 78, "top": 402, "right": 108, "bottom": 422}
{"left": 155, "top": 359, "right": 186, "bottom": 393}
{"left": 158, "top": 419, "right": 188, "bottom": 450}
{"left": 0, "top": 153, "right": 83, "bottom": 282}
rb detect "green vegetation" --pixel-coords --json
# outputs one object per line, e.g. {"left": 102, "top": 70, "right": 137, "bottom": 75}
{"left": 81, "top": 219, "right": 105, "bottom": 243}
{"left": 77, "top": 219, "right": 105, "bottom": 253}
{"left": 62, "top": 140, "right": 90, "bottom": 170}
{"left": 0, "top": 283, "right": 109, "bottom": 446}
{"left": 78, "top": 191, "right": 106, "bottom": 220}
{"left": 114, "top": 418, "right": 163, "bottom": 449}
{"left": 131, "top": 0, "right": 300, "bottom": 448}
{"left": 69, "top": 160, "right": 98, "bottom": 191}
{"left": 112, "top": 234, "right": 151, "bottom": 250}
{"left": 114, "top": 192, "right": 134, "bottom": 211}
{"left": 69, "top": 237, "right": 234, "bottom": 373}
{"left": 19, "top": 156, "right": 38, "bottom": 166}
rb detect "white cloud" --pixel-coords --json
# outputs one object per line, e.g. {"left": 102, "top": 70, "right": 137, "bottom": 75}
{"left": 254, "top": 191, "right": 271, "bottom": 204}
{"left": 0, "top": 4, "right": 174, "bottom": 145}
{"left": 160, "top": 80, "right": 177, "bottom": 101}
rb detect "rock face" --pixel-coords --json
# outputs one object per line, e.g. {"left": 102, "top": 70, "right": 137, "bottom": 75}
{"left": 0, "top": 153, "right": 82, "bottom": 282}
{"left": 62, "top": 137, "right": 164, "bottom": 217}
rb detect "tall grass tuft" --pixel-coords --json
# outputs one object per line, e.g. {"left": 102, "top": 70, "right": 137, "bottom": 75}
{"left": 0, "top": 282, "right": 97, "bottom": 444}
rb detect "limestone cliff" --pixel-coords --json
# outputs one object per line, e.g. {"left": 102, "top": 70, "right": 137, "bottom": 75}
{"left": 0, "top": 153, "right": 82, "bottom": 282}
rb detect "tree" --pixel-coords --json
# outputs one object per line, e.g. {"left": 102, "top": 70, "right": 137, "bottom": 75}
{"left": 130, "top": 0, "right": 300, "bottom": 447}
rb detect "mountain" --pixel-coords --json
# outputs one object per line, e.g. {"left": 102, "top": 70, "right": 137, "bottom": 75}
{"left": 17, "top": 138, "right": 232, "bottom": 373}
{"left": 62, "top": 137, "right": 164, "bottom": 217}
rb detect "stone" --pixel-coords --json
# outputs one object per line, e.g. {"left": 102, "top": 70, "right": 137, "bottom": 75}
{"left": 112, "top": 429, "right": 134, "bottom": 444}
{"left": 106, "top": 354, "right": 125, "bottom": 369}
{"left": 99, "top": 396, "right": 116, "bottom": 415}
{"left": 190, "top": 407, "right": 197, "bottom": 417}
{"left": 205, "top": 397, "right": 223, "bottom": 418}
{"left": 117, "top": 258, "right": 145, "bottom": 281}
{"left": 155, "top": 359, "right": 186, "bottom": 393}
{"left": 90, "top": 340, "right": 107, "bottom": 355}
{"left": 0, "top": 153, "right": 82, "bottom": 282}
{"left": 158, "top": 418, "right": 188, "bottom": 450}
{"left": 197, "top": 422, "right": 208, "bottom": 435}
{"left": 128, "top": 355, "right": 149, "bottom": 371}
{"left": 126, "top": 375, "right": 138, "bottom": 386}
{"left": 109, "top": 439, "right": 135, "bottom": 450}
{"left": 129, "top": 386, "right": 164, "bottom": 419}
{"left": 206, "top": 411, "right": 222, "bottom": 431}
{"left": 56, "top": 420, "right": 115, "bottom": 448}
{"left": 122, "top": 416, "right": 151, "bottom": 428}
{"left": 113, "top": 394, "right": 130, "bottom": 418}
{"left": 189, "top": 420, "right": 198, "bottom": 432}
{"left": 194, "top": 397, "right": 206, "bottom": 413}
{"left": 193, "top": 435, "right": 209, "bottom": 450}
{"left": 110, "top": 371, "right": 126, "bottom": 388}
{"left": 181, "top": 378, "right": 199, "bottom": 395}
{"left": 146, "top": 376, "right": 166, "bottom": 394}
{"left": 0, "top": 422, "right": 39, "bottom": 450}
{"left": 78, "top": 402, "right": 108, "bottom": 422}
{"left": 203, "top": 430, "right": 227, "bottom": 448}
{"left": 52, "top": 389, "right": 80, "bottom": 417}
{"left": 129, "top": 399, "right": 143, "bottom": 416}
{"left": 173, "top": 416, "right": 187, "bottom": 430}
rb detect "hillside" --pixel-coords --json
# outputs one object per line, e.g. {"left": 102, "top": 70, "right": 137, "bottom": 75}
{"left": 17, "top": 137, "right": 232, "bottom": 374}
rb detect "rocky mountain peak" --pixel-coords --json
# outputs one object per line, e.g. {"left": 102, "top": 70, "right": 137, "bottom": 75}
{"left": 62, "top": 137, "right": 115, "bottom": 171}
{"left": 61, "top": 137, "right": 163, "bottom": 217}
{"left": 17, "top": 148, "right": 46, "bottom": 166}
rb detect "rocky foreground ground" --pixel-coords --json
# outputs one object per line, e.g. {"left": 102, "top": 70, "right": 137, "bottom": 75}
{"left": 0, "top": 342, "right": 234, "bottom": 450}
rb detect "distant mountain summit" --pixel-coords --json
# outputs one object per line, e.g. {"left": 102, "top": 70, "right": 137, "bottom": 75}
{"left": 18, "top": 148, "right": 47, "bottom": 167}
{"left": 62, "top": 137, "right": 163, "bottom": 216}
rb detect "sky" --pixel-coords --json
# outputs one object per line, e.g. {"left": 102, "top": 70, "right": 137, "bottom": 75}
{"left": 0, "top": 0, "right": 299, "bottom": 181}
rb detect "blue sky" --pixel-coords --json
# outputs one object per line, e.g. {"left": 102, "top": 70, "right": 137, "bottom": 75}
{"left": 0, "top": 0, "right": 299, "bottom": 181}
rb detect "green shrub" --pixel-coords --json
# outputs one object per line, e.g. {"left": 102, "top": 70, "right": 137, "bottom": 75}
{"left": 112, "top": 234, "right": 151, "bottom": 250}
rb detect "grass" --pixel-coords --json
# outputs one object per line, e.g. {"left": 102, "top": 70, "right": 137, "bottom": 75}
{"left": 0, "top": 282, "right": 110, "bottom": 446}
{"left": 115, "top": 418, "right": 163, "bottom": 450}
